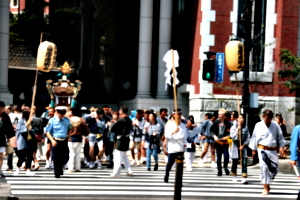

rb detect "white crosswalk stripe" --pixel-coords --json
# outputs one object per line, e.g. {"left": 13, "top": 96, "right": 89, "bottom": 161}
{"left": 3, "top": 166, "right": 299, "bottom": 199}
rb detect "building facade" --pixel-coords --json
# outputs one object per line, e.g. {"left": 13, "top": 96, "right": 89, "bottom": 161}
{"left": 1, "top": 0, "right": 299, "bottom": 131}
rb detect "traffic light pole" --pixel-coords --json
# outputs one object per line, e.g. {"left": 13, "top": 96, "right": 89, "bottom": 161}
{"left": 242, "top": 0, "right": 252, "bottom": 116}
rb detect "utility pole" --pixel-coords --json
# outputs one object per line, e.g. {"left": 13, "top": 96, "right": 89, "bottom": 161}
{"left": 242, "top": 0, "right": 253, "bottom": 116}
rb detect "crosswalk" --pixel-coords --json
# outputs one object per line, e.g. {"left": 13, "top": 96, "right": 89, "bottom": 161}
{"left": 3, "top": 164, "right": 299, "bottom": 199}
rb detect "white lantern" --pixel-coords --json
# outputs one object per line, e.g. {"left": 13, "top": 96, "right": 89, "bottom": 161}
{"left": 36, "top": 41, "right": 57, "bottom": 72}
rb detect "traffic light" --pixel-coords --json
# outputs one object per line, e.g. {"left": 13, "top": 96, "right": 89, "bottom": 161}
{"left": 202, "top": 59, "right": 215, "bottom": 81}
{"left": 225, "top": 40, "right": 244, "bottom": 72}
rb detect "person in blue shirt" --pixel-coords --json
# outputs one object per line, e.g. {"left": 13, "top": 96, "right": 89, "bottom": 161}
{"left": 45, "top": 106, "right": 71, "bottom": 178}
{"left": 184, "top": 119, "right": 198, "bottom": 172}
{"left": 290, "top": 124, "right": 300, "bottom": 174}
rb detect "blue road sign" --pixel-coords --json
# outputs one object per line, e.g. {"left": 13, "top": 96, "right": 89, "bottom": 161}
{"left": 215, "top": 53, "right": 224, "bottom": 83}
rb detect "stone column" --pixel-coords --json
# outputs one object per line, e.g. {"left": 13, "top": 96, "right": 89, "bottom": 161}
{"left": 136, "top": 0, "right": 153, "bottom": 98}
{"left": 0, "top": 0, "right": 12, "bottom": 104}
{"left": 78, "top": 0, "right": 92, "bottom": 80}
{"left": 156, "top": 0, "right": 172, "bottom": 99}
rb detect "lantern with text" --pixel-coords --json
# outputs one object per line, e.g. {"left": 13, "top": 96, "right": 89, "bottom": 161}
{"left": 225, "top": 40, "right": 244, "bottom": 72}
{"left": 37, "top": 41, "right": 57, "bottom": 72}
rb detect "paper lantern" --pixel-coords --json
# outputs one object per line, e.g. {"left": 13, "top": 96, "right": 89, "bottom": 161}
{"left": 37, "top": 41, "right": 57, "bottom": 72}
{"left": 225, "top": 40, "right": 244, "bottom": 72}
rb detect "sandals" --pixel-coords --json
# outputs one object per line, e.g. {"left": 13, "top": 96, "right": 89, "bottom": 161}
{"left": 262, "top": 186, "right": 271, "bottom": 196}
{"left": 261, "top": 190, "right": 268, "bottom": 196}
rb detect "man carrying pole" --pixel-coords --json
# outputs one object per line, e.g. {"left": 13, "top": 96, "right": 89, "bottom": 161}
{"left": 162, "top": 49, "right": 185, "bottom": 200}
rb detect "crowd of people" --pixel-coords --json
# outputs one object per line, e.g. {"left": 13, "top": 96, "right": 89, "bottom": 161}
{"left": 0, "top": 100, "right": 299, "bottom": 196}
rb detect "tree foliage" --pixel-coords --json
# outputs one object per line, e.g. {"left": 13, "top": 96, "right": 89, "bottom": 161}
{"left": 9, "top": 1, "right": 81, "bottom": 67}
{"left": 278, "top": 49, "right": 300, "bottom": 90}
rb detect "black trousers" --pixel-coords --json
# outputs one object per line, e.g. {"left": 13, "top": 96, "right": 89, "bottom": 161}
{"left": 165, "top": 152, "right": 184, "bottom": 178}
{"left": 106, "top": 141, "right": 114, "bottom": 165}
{"left": 7, "top": 148, "right": 18, "bottom": 170}
{"left": 216, "top": 144, "right": 229, "bottom": 173}
{"left": 231, "top": 158, "right": 248, "bottom": 177}
{"left": 52, "top": 139, "right": 69, "bottom": 176}
{"left": 17, "top": 140, "right": 36, "bottom": 169}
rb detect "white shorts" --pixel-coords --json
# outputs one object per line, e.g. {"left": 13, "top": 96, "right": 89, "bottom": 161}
{"left": 89, "top": 140, "right": 103, "bottom": 149}
{"left": 0, "top": 147, "right": 6, "bottom": 153}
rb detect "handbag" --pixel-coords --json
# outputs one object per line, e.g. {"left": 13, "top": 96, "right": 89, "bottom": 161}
{"left": 35, "top": 134, "right": 43, "bottom": 142}
{"left": 6, "top": 142, "right": 14, "bottom": 154}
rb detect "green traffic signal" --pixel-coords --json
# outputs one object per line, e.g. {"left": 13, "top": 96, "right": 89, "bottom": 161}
{"left": 206, "top": 72, "right": 211, "bottom": 79}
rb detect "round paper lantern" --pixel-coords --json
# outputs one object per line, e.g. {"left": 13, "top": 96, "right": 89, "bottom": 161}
{"left": 37, "top": 41, "right": 57, "bottom": 72}
{"left": 225, "top": 40, "right": 244, "bottom": 72}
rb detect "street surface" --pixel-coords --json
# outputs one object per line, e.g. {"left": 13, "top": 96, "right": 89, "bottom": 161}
{"left": 1, "top": 151, "right": 298, "bottom": 200}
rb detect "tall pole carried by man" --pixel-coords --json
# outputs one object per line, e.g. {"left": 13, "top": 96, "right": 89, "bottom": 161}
{"left": 163, "top": 49, "right": 185, "bottom": 200}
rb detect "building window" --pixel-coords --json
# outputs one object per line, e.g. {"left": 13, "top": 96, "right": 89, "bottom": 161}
{"left": 251, "top": 0, "right": 267, "bottom": 72}
{"left": 11, "top": 0, "right": 18, "bottom": 7}
{"left": 236, "top": 0, "right": 267, "bottom": 72}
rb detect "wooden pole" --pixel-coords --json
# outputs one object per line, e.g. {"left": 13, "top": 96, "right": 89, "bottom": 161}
{"left": 171, "top": 49, "right": 179, "bottom": 126}
{"left": 235, "top": 73, "right": 243, "bottom": 168}
{"left": 28, "top": 33, "right": 44, "bottom": 124}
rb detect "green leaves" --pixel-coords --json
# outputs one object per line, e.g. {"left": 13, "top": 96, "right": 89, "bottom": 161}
{"left": 279, "top": 49, "right": 300, "bottom": 90}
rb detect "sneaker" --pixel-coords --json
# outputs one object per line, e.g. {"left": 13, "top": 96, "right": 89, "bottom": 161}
{"left": 45, "top": 162, "right": 51, "bottom": 169}
{"left": 25, "top": 170, "right": 35, "bottom": 176}
{"left": 241, "top": 178, "right": 248, "bottom": 184}
{"left": 130, "top": 160, "right": 136, "bottom": 166}
{"left": 154, "top": 164, "right": 158, "bottom": 171}
{"left": 217, "top": 171, "right": 222, "bottom": 176}
{"left": 13, "top": 169, "right": 20, "bottom": 175}
{"left": 186, "top": 168, "right": 193, "bottom": 172}
{"left": 164, "top": 175, "right": 169, "bottom": 183}
{"left": 136, "top": 161, "right": 141, "bottom": 166}
{"left": 107, "top": 164, "right": 114, "bottom": 168}
{"left": 198, "top": 159, "right": 204, "bottom": 167}
{"left": 224, "top": 169, "right": 230, "bottom": 175}
{"left": 109, "top": 174, "right": 121, "bottom": 177}
{"left": 164, "top": 156, "right": 168, "bottom": 164}
{"left": 50, "top": 162, "right": 54, "bottom": 169}
{"left": 127, "top": 171, "right": 133, "bottom": 176}
{"left": 33, "top": 163, "right": 40, "bottom": 171}
{"left": 211, "top": 162, "right": 217, "bottom": 168}
{"left": 97, "top": 163, "right": 102, "bottom": 169}
{"left": 6, "top": 168, "right": 13, "bottom": 172}
{"left": 89, "top": 162, "right": 95, "bottom": 169}
{"left": 232, "top": 177, "right": 238, "bottom": 183}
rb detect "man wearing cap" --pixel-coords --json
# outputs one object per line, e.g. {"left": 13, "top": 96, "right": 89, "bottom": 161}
{"left": 45, "top": 106, "right": 71, "bottom": 178}
{"left": 164, "top": 109, "right": 186, "bottom": 183}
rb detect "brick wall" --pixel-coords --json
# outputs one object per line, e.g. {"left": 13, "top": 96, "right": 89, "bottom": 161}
{"left": 190, "top": 0, "right": 299, "bottom": 98}
{"left": 190, "top": 1, "right": 202, "bottom": 94}
{"left": 210, "top": 0, "right": 235, "bottom": 95}
{"left": 274, "top": 0, "right": 300, "bottom": 97}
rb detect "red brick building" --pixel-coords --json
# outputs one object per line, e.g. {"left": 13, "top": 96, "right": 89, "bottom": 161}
{"left": 189, "top": 0, "right": 300, "bottom": 132}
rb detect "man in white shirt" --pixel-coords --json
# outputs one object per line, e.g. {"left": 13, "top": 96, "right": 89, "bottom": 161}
{"left": 164, "top": 109, "right": 186, "bottom": 183}
{"left": 249, "top": 110, "right": 285, "bottom": 196}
